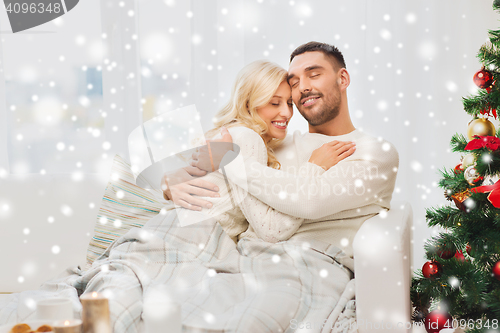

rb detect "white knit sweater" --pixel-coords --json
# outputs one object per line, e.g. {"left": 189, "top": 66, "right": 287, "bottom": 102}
{"left": 193, "top": 126, "right": 305, "bottom": 244}
{"left": 222, "top": 128, "right": 400, "bottom": 270}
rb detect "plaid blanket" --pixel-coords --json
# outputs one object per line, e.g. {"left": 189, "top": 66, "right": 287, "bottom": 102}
{"left": 0, "top": 205, "right": 358, "bottom": 333}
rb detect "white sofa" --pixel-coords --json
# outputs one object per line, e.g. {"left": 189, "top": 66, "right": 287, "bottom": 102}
{"left": 0, "top": 173, "right": 413, "bottom": 332}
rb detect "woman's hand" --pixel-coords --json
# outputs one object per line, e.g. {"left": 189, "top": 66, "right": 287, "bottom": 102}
{"left": 308, "top": 141, "right": 356, "bottom": 170}
{"left": 161, "top": 166, "right": 220, "bottom": 210}
{"left": 191, "top": 127, "right": 234, "bottom": 172}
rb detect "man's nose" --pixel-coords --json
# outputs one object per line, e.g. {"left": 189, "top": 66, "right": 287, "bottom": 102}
{"left": 299, "top": 78, "right": 311, "bottom": 93}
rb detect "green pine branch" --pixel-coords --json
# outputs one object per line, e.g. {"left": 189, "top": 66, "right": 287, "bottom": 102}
{"left": 426, "top": 206, "right": 463, "bottom": 229}
{"left": 438, "top": 168, "right": 469, "bottom": 194}
{"left": 462, "top": 91, "right": 492, "bottom": 117}
{"left": 450, "top": 133, "right": 468, "bottom": 152}
{"left": 411, "top": 258, "right": 495, "bottom": 323}
{"left": 495, "top": 0, "right": 500, "bottom": 11}
{"left": 477, "top": 43, "right": 500, "bottom": 67}
{"left": 484, "top": 286, "right": 500, "bottom": 318}
{"left": 488, "top": 29, "right": 500, "bottom": 45}
{"left": 462, "top": 71, "right": 500, "bottom": 118}
{"left": 423, "top": 233, "right": 461, "bottom": 256}
{"left": 474, "top": 149, "right": 500, "bottom": 175}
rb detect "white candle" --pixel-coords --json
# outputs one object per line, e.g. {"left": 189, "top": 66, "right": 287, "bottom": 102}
{"left": 53, "top": 319, "right": 82, "bottom": 333}
{"left": 80, "top": 292, "right": 112, "bottom": 333}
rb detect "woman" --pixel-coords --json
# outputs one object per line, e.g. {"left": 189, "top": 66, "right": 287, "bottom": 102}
{"left": 161, "top": 60, "right": 356, "bottom": 243}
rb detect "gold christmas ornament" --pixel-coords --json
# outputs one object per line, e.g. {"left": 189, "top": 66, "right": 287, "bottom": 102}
{"left": 464, "top": 165, "right": 481, "bottom": 185}
{"left": 451, "top": 189, "right": 472, "bottom": 211}
{"left": 467, "top": 118, "right": 496, "bottom": 140}
{"left": 462, "top": 153, "right": 476, "bottom": 168}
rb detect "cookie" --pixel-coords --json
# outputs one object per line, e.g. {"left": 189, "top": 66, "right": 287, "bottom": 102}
{"left": 9, "top": 323, "right": 32, "bottom": 333}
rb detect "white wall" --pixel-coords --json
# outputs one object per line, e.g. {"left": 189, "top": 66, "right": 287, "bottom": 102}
{"left": 0, "top": 174, "right": 108, "bottom": 292}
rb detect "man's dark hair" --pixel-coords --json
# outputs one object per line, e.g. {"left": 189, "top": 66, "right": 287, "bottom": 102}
{"left": 290, "top": 41, "right": 346, "bottom": 70}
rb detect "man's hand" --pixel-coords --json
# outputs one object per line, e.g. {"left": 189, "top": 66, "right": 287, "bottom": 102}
{"left": 161, "top": 166, "right": 220, "bottom": 210}
{"left": 191, "top": 127, "right": 234, "bottom": 172}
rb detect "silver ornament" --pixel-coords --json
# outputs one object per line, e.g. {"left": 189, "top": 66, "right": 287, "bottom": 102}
{"left": 482, "top": 173, "right": 500, "bottom": 186}
{"left": 464, "top": 166, "right": 480, "bottom": 185}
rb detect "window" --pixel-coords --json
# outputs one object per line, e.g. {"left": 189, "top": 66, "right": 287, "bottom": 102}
{"left": 0, "top": 0, "right": 117, "bottom": 174}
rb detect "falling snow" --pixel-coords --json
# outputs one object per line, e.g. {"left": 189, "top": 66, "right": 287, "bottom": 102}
{"left": 0, "top": 1, "right": 497, "bottom": 322}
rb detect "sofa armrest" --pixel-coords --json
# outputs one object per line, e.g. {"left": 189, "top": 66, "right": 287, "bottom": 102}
{"left": 353, "top": 201, "right": 413, "bottom": 333}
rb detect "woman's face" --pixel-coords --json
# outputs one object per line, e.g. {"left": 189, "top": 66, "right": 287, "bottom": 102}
{"left": 257, "top": 80, "right": 293, "bottom": 142}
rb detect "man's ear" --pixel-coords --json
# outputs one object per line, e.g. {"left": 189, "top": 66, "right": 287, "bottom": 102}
{"left": 338, "top": 68, "right": 350, "bottom": 91}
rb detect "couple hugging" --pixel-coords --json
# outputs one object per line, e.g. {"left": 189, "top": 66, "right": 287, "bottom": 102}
{"left": 0, "top": 41, "right": 399, "bottom": 333}
{"left": 132, "top": 41, "right": 399, "bottom": 330}
{"left": 161, "top": 40, "right": 399, "bottom": 272}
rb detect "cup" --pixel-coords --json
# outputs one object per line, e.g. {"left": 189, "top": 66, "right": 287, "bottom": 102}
{"left": 36, "top": 298, "right": 74, "bottom": 321}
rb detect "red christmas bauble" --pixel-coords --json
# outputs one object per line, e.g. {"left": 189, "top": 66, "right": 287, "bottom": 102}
{"left": 453, "top": 163, "right": 464, "bottom": 174}
{"left": 437, "top": 249, "right": 455, "bottom": 260}
{"left": 465, "top": 244, "right": 475, "bottom": 257}
{"left": 454, "top": 250, "right": 466, "bottom": 262}
{"left": 422, "top": 261, "right": 442, "bottom": 279}
{"left": 436, "top": 243, "right": 456, "bottom": 259}
{"left": 436, "top": 250, "right": 456, "bottom": 259}
{"left": 474, "top": 68, "right": 494, "bottom": 89}
{"left": 493, "top": 261, "right": 500, "bottom": 281}
{"left": 425, "top": 310, "right": 453, "bottom": 333}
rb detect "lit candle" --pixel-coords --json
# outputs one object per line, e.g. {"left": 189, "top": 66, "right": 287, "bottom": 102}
{"left": 80, "top": 292, "right": 112, "bottom": 333}
{"left": 53, "top": 319, "right": 82, "bottom": 333}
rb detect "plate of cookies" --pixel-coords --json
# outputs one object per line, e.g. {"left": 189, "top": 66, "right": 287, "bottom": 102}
{"left": 0, "top": 321, "right": 54, "bottom": 333}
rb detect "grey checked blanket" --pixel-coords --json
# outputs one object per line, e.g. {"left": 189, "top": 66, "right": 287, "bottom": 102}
{"left": 0, "top": 207, "right": 358, "bottom": 333}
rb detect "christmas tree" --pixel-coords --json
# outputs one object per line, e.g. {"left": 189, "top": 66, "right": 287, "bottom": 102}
{"left": 410, "top": 2, "right": 500, "bottom": 333}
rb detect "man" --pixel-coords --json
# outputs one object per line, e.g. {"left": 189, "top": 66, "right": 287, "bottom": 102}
{"left": 163, "top": 41, "right": 399, "bottom": 272}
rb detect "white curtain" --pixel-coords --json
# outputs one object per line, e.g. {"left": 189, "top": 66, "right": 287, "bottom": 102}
{"left": 0, "top": 48, "right": 8, "bottom": 174}
{"left": 0, "top": 0, "right": 498, "bottom": 268}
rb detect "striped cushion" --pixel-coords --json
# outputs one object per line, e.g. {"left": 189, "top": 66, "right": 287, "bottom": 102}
{"left": 85, "top": 154, "right": 173, "bottom": 268}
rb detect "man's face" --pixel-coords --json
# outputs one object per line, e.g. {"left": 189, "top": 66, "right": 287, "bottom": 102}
{"left": 288, "top": 51, "right": 342, "bottom": 126}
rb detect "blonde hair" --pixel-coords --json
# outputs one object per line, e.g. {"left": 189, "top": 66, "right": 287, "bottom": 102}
{"left": 206, "top": 60, "right": 289, "bottom": 169}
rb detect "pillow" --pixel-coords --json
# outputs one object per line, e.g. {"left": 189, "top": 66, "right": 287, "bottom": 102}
{"left": 85, "top": 154, "right": 174, "bottom": 269}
